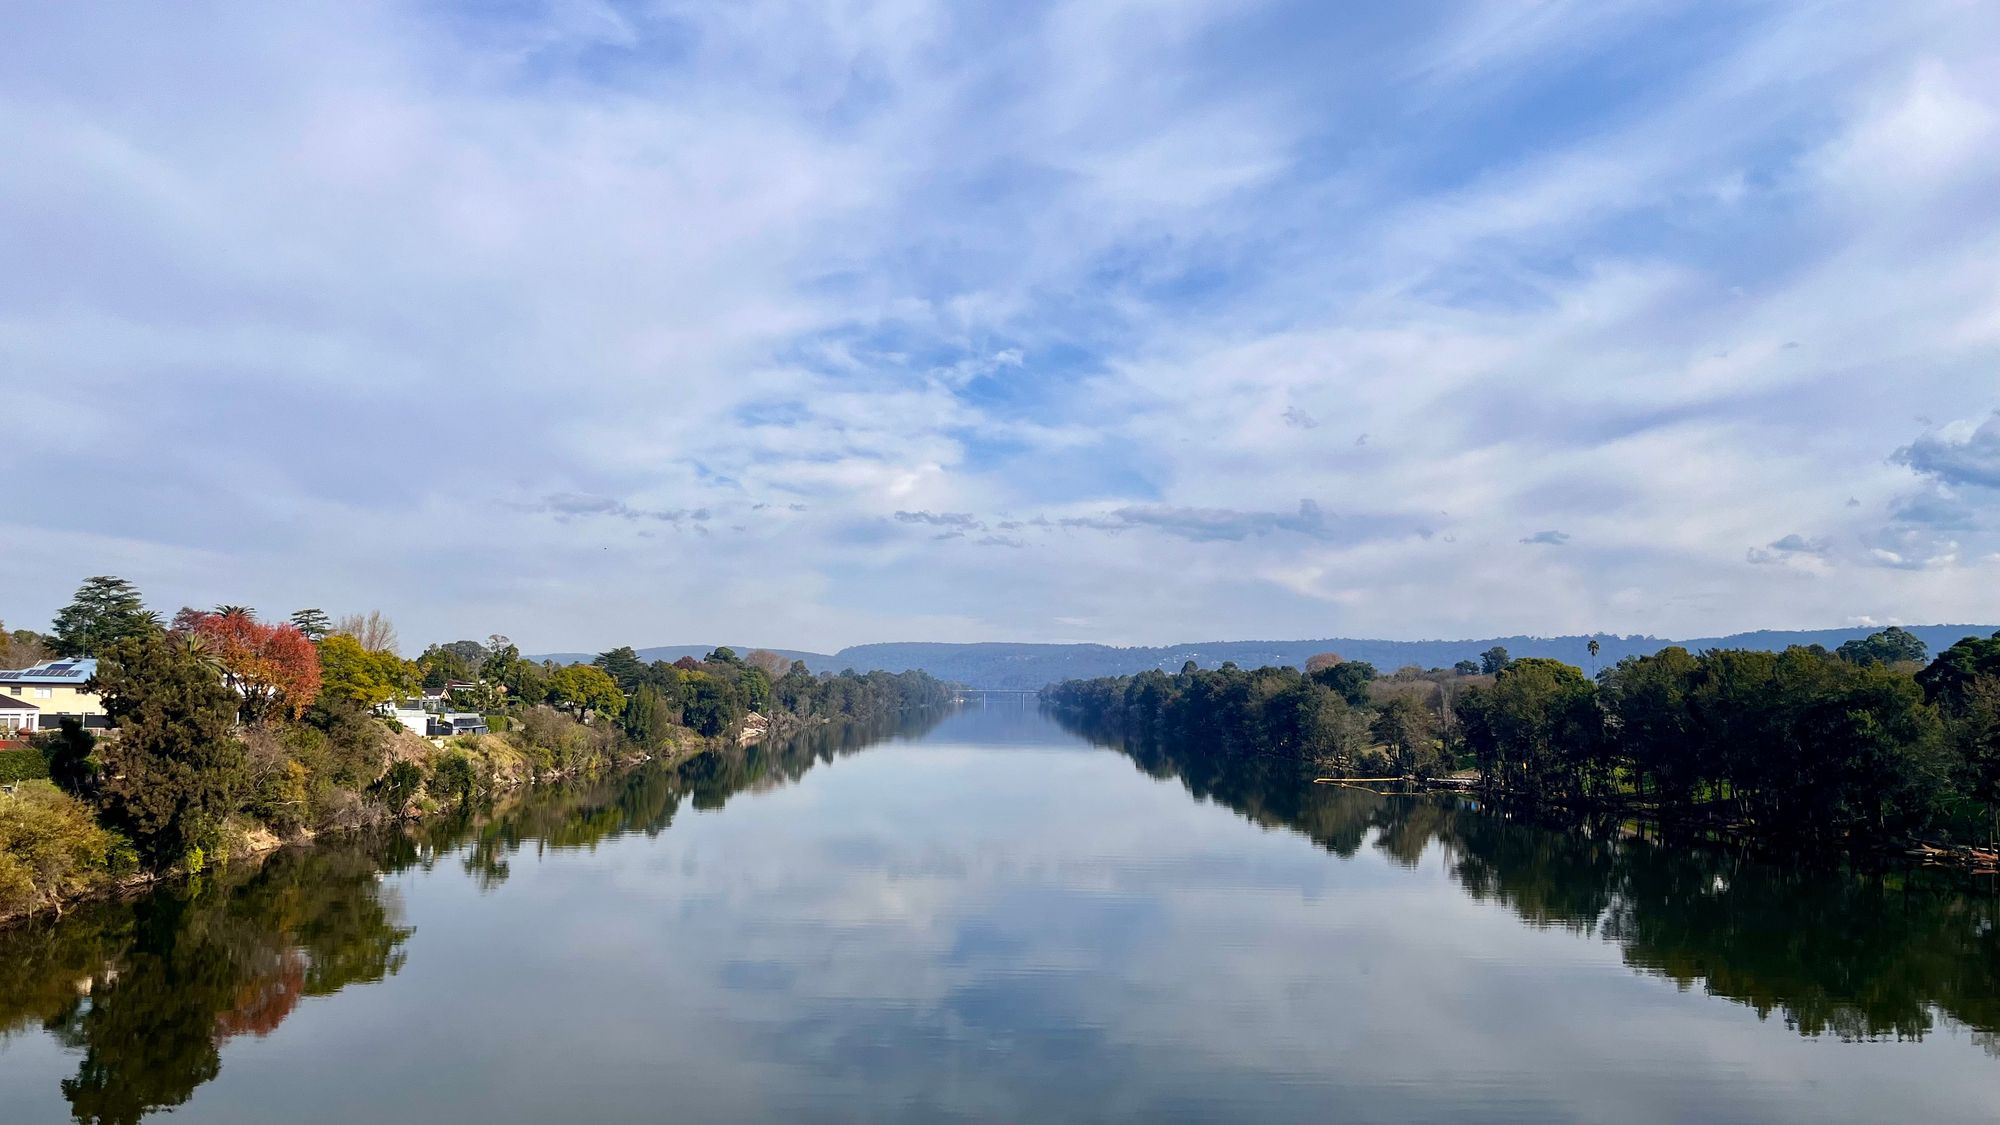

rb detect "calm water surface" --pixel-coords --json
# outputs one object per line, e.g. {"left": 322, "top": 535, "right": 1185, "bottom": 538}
{"left": 3, "top": 701, "right": 1998, "bottom": 1123}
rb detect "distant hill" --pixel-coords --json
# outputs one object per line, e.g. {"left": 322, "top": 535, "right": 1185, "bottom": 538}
{"left": 533, "top": 625, "right": 2000, "bottom": 690}
{"left": 530, "top": 645, "right": 829, "bottom": 668}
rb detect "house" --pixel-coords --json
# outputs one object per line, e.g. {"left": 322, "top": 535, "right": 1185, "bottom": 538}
{"left": 0, "top": 658, "right": 107, "bottom": 734}
{"left": 388, "top": 707, "right": 487, "bottom": 738}
{"left": 434, "top": 713, "right": 488, "bottom": 736}
{"left": 0, "top": 695, "right": 40, "bottom": 736}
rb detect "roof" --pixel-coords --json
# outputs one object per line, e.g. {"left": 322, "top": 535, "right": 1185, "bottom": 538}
{"left": 0, "top": 658, "right": 98, "bottom": 685}
{"left": 0, "top": 695, "right": 40, "bottom": 710}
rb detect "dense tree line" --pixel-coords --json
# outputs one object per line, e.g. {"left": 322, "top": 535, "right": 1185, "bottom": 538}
{"left": 1045, "top": 627, "right": 2000, "bottom": 850}
{"left": 1041, "top": 657, "right": 1460, "bottom": 781}
{"left": 0, "top": 576, "right": 951, "bottom": 919}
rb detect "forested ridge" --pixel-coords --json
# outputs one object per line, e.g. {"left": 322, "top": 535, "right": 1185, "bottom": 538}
{"left": 1042, "top": 626, "right": 2000, "bottom": 851}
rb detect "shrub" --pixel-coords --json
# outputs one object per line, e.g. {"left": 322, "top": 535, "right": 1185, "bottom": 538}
{"left": 373, "top": 760, "right": 424, "bottom": 815}
{"left": 429, "top": 751, "right": 477, "bottom": 805}
{"left": 0, "top": 781, "right": 116, "bottom": 915}
{"left": 0, "top": 748, "right": 49, "bottom": 784}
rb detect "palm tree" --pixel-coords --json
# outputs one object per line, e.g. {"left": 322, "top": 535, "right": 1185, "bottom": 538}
{"left": 1587, "top": 638, "right": 1601, "bottom": 674}
{"left": 213, "top": 604, "right": 256, "bottom": 620}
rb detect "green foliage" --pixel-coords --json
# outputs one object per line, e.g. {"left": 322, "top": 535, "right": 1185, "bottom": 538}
{"left": 1837, "top": 626, "right": 1929, "bottom": 667}
{"left": 90, "top": 631, "right": 245, "bottom": 869}
{"left": 1917, "top": 631, "right": 2000, "bottom": 713}
{"left": 288, "top": 607, "right": 332, "bottom": 642}
{"left": 1044, "top": 664, "right": 1373, "bottom": 769}
{"left": 373, "top": 760, "right": 425, "bottom": 815}
{"left": 37, "top": 717, "right": 100, "bottom": 797}
{"left": 1309, "top": 660, "right": 1378, "bottom": 707}
{"left": 50, "top": 575, "right": 160, "bottom": 657}
{"left": 592, "top": 646, "right": 647, "bottom": 693}
{"left": 0, "top": 781, "right": 117, "bottom": 915}
{"left": 1053, "top": 634, "right": 2000, "bottom": 849}
{"left": 317, "top": 634, "right": 419, "bottom": 706}
{"left": 1480, "top": 646, "right": 1513, "bottom": 675}
{"left": 621, "top": 685, "right": 676, "bottom": 747}
{"left": 548, "top": 664, "right": 624, "bottom": 718}
{"left": 429, "top": 751, "right": 477, "bottom": 804}
{"left": 0, "top": 747, "right": 50, "bottom": 784}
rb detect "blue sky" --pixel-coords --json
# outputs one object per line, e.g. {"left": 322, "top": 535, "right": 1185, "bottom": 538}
{"left": 2, "top": 0, "right": 1997, "bottom": 653}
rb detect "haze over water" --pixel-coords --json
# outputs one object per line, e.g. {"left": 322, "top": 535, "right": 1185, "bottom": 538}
{"left": 3, "top": 700, "right": 1996, "bottom": 1123}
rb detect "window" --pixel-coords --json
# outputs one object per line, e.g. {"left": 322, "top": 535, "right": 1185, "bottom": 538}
{"left": 34, "top": 687, "right": 53, "bottom": 699}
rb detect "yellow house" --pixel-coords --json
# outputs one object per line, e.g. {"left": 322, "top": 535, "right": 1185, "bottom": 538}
{"left": 0, "top": 658, "right": 108, "bottom": 734}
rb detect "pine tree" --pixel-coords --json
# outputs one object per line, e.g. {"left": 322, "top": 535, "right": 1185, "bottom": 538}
{"left": 50, "top": 576, "right": 159, "bottom": 658}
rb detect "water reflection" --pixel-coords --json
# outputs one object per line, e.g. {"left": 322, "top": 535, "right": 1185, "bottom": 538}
{"left": 0, "top": 709, "right": 946, "bottom": 1124}
{"left": 4, "top": 703, "right": 1998, "bottom": 1124}
{"left": 1104, "top": 726, "right": 2000, "bottom": 1046}
{"left": 0, "top": 847, "right": 411, "bottom": 1125}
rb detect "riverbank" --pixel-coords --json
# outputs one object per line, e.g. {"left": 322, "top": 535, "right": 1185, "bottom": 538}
{"left": 0, "top": 718, "right": 736, "bottom": 928}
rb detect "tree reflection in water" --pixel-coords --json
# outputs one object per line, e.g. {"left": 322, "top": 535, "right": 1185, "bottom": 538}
{"left": 0, "top": 709, "right": 945, "bottom": 1124}
{"left": 1099, "top": 726, "right": 2000, "bottom": 1048}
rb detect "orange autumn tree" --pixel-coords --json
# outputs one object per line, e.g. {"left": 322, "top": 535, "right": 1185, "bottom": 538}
{"left": 177, "top": 608, "right": 322, "bottom": 721}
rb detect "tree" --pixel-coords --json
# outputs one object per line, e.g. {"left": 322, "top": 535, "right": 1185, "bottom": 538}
{"left": 1462, "top": 658, "right": 1606, "bottom": 800}
{"left": 549, "top": 664, "right": 624, "bottom": 718}
{"left": 318, "top": 634, "right": 419, "bottom": 707}
{"left": 593, "top": 647, "right": 646, "bottom": 694}
{"left": 372, "top": 761, "right": 425, "bottom": 816}
{"left": 289, "top": 608, "right": 332, "bottom": 642}
{"left": 1479, "top": 646, "right": 1513, "bottom": 675}
{"left": 1599, "top": 647, "right": 1702, "bottom": 804}
{"left": 1372, "top": 694, "right": 1442, "bottom": 778}
{"left": 1917, "top": 632, "right": 2000, "bottom": 712}
{"left": 1304, "top": 652, "right": 1344, "bottom": 673}
{"left": 417, "top": 644, "right": 475, "bottom": 691}
{"left": 331, "top": 611, "right": 399, "bottom": 655}
{"left": 622, "top": 685, "right": 676, "bottom": 747}
{"left": 1837, "top": 626, "right": 1928, "bottom": 668}
{"left": 1587, "top": 638, "right": 1601, "bottom": 669}
{"left": 38, "top": 718, "right": 100, "bottom": 799}
{"left": 1310, "top": 660, "right": 1377, "bottom": 707}
{"left": 1453, "top": 660, "right": 1480, "bottom": 676}
{"left": 0, "top": 621, "right": 54, "bottom": 670}
{"left": 746, "top": 649, "right": 792, "bottom": 679}
{"left": 180, "top": 611, "right": 322, "bottom": 721}
{"left": 50, "top": 576, "right": 159, "bottom": 658}
{"left": 706, "top": 647, "right": 741, "bottom": 665}
{"left": 89, "top": 630, "right": 245, "bottom": 869}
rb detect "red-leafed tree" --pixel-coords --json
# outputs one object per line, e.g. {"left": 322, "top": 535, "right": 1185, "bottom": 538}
{"left": 178, "top": 609, "right": 323, "bottom": 721}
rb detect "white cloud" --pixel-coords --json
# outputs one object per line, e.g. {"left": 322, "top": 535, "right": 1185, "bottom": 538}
{"left": 0, "top": 1, "right": 1997, "bottom": 650}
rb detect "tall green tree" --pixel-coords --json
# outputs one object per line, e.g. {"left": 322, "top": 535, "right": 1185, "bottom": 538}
{"left": 89, "top": 631, "right": 245, "bottom": 869}
{"left": 593, "top": 647, "right": 647, "bottom": 694}
{"left": 621, "top": 685, "right": 676, "bottom": 747}
{"left": 50, "top": 576, "right": 159, "bottom": 658}
{"left": 289, "top": 608, "right": 332, "bottom": 642}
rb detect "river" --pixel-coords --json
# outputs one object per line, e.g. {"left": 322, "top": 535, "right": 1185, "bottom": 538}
{"left": 2, "top": 699, "right": 1997, "bottom": 1123}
